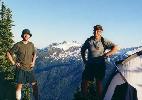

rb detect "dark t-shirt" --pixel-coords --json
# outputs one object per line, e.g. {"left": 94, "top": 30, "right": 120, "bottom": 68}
{"left": 9, "top": 41, "right": 36, "bottom": 71}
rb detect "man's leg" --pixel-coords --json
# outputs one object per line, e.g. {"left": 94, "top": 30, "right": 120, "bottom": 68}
{"left": 96, "top": 80, "right": 103, "bottom": 100}
{"left": 16, "top": 83, "right": 22, "bottom": 100}
{"left": 81, "top": 80, "right": 90, "bottom": 95}
{"left": 32, "top": 82, "right": 38, "bottom": 100}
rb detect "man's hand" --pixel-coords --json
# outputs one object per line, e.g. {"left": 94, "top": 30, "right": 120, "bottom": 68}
{"left": 15, "top": 63, "right": 21, "bottom": 67}
{"left": 11, "top": 60, "right": 15, "bottom": 65}
{"left": 104, "top": 45, "right": 118, "bottom": 57}
{"left": 29, "top": 62, "right": 35, "bottom": 68}
{"left": 104, "top": 52, "right": 112, "bottom": 57}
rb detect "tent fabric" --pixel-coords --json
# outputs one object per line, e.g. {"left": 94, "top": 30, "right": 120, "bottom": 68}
{"left": 103, "top": 50, "right": 142, "bottom": 100}
{"left": 112, "top": 83, "right": 138, "bottom": 100}
{"left": 104, "top": 73, "right": 125, "bottom": 100}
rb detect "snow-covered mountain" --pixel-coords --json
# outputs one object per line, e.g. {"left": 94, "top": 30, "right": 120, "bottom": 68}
{"left": 35, "top": 41, "right": 82, "bottom": 100}
{"left": 37, "top": 41, "right": 81, "bottom": 60}
{"left": 34, "top": 41, "right": 142, "bottom": 100}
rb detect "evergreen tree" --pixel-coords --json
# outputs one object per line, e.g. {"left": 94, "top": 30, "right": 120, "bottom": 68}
{"left": 0, "top": 1, "right": 15, "bottom": 99}
{"left": 0, "top": 1, "right": 14, "bottom": 79}
{"left": 73, "top": 82, "right": 98, "bottom": 100}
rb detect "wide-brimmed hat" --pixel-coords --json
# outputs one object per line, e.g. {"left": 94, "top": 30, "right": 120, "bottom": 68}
{"left": 21, "top": 29, "right": 32, "bottom": 37}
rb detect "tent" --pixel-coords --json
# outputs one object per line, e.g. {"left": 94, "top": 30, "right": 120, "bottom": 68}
{"left": 103, "top": 50, "right": 142, "bottom": 100}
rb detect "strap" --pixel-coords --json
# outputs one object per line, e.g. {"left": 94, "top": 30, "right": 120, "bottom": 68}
{"left": 101, "top": 37, "right": 106, "bottom": 52}
{"left": 118, "top": 70, "right": 128, "bottom": 83}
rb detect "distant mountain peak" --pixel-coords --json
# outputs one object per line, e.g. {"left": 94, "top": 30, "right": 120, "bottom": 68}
{"left": 52, "top": 41, "right": 81, "bottom": 51}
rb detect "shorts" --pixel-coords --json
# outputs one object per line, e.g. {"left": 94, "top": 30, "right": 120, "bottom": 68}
{"left": 82, "top": 57, "right": 106, "bottom": 81}
{"left": 15, "top": 68, "right": 36, "bottom": 84}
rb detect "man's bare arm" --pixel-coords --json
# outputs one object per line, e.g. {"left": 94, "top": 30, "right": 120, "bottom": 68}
{"left": 105, "top": 45, "right": 118, "bottom": 57}
{"left": 6, "top": 52, "right": 15, "bottom": 65}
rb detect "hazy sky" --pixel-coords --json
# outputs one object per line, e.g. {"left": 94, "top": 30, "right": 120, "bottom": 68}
{"left": 3, "top": 0, "right": 142, "bottom": 48}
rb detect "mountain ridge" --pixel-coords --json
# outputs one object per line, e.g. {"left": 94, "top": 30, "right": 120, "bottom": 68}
{"left": 34, "top": 41, "right": 142, "bottom": 100}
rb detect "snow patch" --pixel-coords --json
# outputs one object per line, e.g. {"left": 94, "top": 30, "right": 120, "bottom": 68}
{"left": 52, "top": 41, "right": 81, "bottom": 51}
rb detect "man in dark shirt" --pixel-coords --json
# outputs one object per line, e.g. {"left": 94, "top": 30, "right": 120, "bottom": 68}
{"left": 7, "top": 29, "right": 38, "bottom": 100}
{"left": 81, "top": 25, "right": 118, "bottom": 99}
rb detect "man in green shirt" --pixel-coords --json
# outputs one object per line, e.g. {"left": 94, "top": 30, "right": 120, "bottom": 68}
{"left": 81, "top": 25, "right": 118, "bottom": 99}
{"left": 7, "top": 29, "right": 38, "bottom": 100}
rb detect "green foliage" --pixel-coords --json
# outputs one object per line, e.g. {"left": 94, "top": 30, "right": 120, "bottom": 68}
{"left": 73, "top": 82, "right": 99, "bottom": 100}
{"left": 0, "top": 1, "right": 15, "bottom": 100}
{"left": 22, "top": 84, "right": 33, "bottom": 100}
{"left": 0, "top": 1, "right": 14, "bottom": 79}
{"left": 0, "top": 72, "right": 15, "bottom": 99}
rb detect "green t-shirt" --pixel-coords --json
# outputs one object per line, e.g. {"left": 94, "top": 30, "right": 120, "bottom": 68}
{"left": 9, "top": 41, "right": 36, "bottom": 71}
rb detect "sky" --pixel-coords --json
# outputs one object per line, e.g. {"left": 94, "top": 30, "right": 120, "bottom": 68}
{"left": 3, "top": 0, "right": 142, "bottom": 49}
